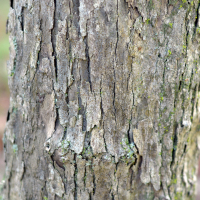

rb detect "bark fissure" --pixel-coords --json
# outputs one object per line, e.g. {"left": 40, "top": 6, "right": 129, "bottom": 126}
{"left": 85, "top": 21, "right": 92, "bottom": 92}
{"left": 20, "top": 7, "right": 24, "bottom": 32}
{"left": 194, "top": 1, "right": 200, "bottom": 36}
{"left": 74, "top": 154, "right": 78, "bottom": 200}
{"left": 92, "top": 160, "right": 96, "bottom": 196}
{"left": 10, "top": 0, "right": 13, "bottom": 8}
{"left": 52, "top": 0, "right": 58, "bottom": 81}
{"left": 171, "top": 123, "right": 178, "bottom": 167}
{"left": 113, "top": 0, "right": 119, "bottom": 124}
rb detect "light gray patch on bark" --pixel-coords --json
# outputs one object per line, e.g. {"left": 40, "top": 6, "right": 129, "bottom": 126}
{"left": 66, "top": 115, "right": 86, "bottom": 154}
{"left": 46, "top": 163, "right": 65, "bottom": 199}
{"left": 91, "top": 128, "right": 106, "bottom": 155}
{"left": 40, "top": 92, "right": 56, "bottom": 139}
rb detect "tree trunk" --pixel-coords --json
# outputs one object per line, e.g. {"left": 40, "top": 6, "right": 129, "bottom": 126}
{"left": 2, "top": 0, "right": 200, "bottom": 199}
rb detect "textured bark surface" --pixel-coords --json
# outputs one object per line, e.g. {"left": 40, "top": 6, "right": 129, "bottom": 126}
{"left": 2, "top": 0, "right": 200, "bottom": 199}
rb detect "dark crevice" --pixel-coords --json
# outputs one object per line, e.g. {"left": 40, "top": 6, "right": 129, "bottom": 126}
{"left": 50, "top": 154, "right": 55, "bottom": 168}
{"left": 111, "top": 193, "right": 115, "bottom": 200}
{"left": 137, "top": 156, "right": 142, "bottom": 180}
{"left": 6, "top": 18, "right": 9, "bottom": 34}
{"left": 83, "top": 166, "right": 86, "bottom": 188}
{"left": 92, "top": 162, "right": 96, "bottom": 195}
{"left": 52, "top": 41, "right": 57, "bottom": 81}
{"left": 100, "top": 79, "right": 104, "bottom": 126}
{"left": 179, "top": 73, "right": 183, "bottom": 91}
{"left": 82, "top": 112, "right": 87, "bottom": 131}
{"left": 181, "top": 168, "right": 186, "bottom": 187}
{"left": 55, "top": 107, "right": 59, "bottom": 129}
{"left": 52, "top": 0, "right": 58, "bottom": 81}
{"left": 20, "top": 163, "right": 25, "bottom": 181}
{"left": 183, "top": 144, "right": 187, "bottom": 153}
{"left": 21, "top": 7, "right": 24, "bottom": 32}
{"left": 191, "top": 84, "right": 197, "bottom": 122}
{"left": 65, "top": 88, "right": 69, "bottom": 112}
{"left": 74, "top": 154, "right": 78, "bottom": 200}
{"left": 62, "top": 127, "right": 67, "bottom": 140}
{"left": 133, "top": 157, "right": 137, "bottom": 165}
{"left": 77, "top": 90, "right": 83, "bottom": 115}
{"left": 128, "top": 91, "right": 134, "bottom": 144}
{"left": 173, "top": 60, "right": 179, "bottom": 109}
{"left": 68, "top": 42, "right": 73, "bottom": 88}
{"left": 84, "top": 21, "right": 92, "bottom": 92}
{"left": 171, "top": 123, "right": 178, "bottom": 167}
{"left": 127, "top": 73, "right": 130, "bottom": 91}
{"left": 102, "top": 123, "right": 108, "bottom": 152}
{"left": 10, "top": 0, "right": 14, "bottom": 8}
{"left": 127, "top": 121, "right": 132, "bottom": 144}
{"left": 134, "top": 6, "right": 143, "bottom": 21}
{"left": 66, "top": 21, "right": 69, "bottom": 40}
{"left": 178, "top": 10, "right": 189, "bottom": 133}
{"left": 6, "top": 111, "right": 10, "bottom": 121}
{"left": 36, "top": 20, "right": 42, "bottom": 70}
{"left": 129, "top": 167, "right": 134, "bottom": 187}
{"left": 193, "top": 2, "right": 200, "bottom": 36}
{"left": 114, "top": 162, "right": 119, "bottom": 197}
{"left": 7, "top": 170, "right": 12, "bottom": 200}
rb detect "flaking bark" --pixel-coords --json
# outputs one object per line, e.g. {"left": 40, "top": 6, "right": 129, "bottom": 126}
{"left": 3, "top": 0, "right": 200, "bottom": 199}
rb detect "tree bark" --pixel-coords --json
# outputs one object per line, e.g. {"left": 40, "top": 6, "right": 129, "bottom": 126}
{"left": 2, "top": 0, "right": 200, "bottom": 199}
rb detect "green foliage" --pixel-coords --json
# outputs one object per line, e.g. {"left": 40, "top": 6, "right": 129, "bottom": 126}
{"left": 160, "top": 93, "right": 164, "bottom": 102}
{"left": 182, "top": 45, "right": 186, "bottom": 50}
{"left": 169, "top": 23, "right": 173, "bottom": 28}
{"left": 174, "top": 192, "right": 182, "bottom": 200}
{"left": 146, "top": 19, "right": 150, "bottom": 24}
{"left": 171, "top": 178, "right": 177, "bottom": 184}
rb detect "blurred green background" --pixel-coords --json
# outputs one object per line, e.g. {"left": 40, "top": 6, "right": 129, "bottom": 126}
{"left": 0, "top": 0, "right": 9, "bottom": 182}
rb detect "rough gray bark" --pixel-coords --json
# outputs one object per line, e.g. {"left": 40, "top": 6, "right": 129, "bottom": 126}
{"left": 2, "top": 0, "right": 200, "bottom": 199}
